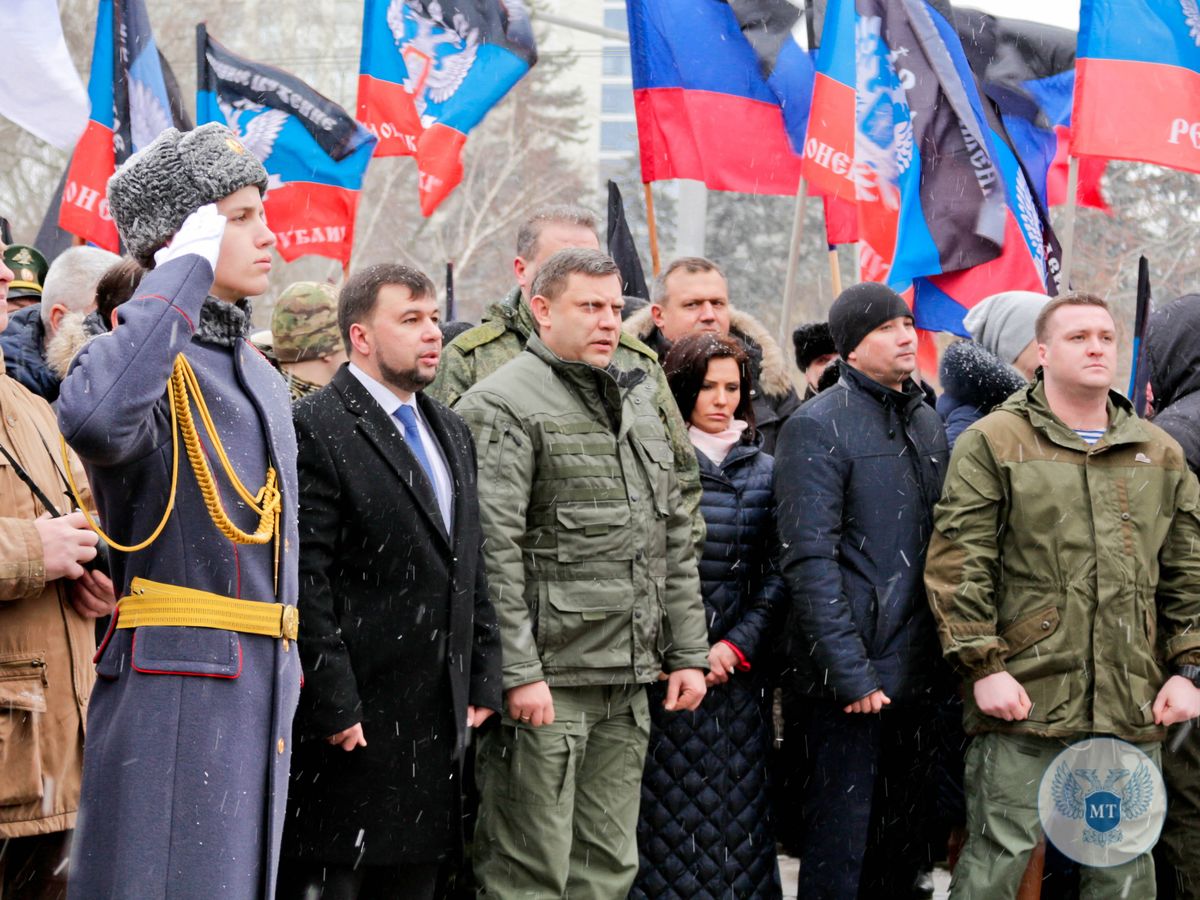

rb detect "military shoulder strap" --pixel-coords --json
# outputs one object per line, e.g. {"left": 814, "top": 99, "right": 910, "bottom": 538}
{"left": 618, "top": 331, "right": 659, "bottom": 362}
{"left": 452, "top": 320, "right": 508, "bottom": 353}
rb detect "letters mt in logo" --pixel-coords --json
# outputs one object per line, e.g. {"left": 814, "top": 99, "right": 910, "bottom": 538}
{"left": 1038, "top": 737, "right": 1165, "bottom": 867}
{"left": 1053, "top": 763, "right": 1155, "bottom": 846}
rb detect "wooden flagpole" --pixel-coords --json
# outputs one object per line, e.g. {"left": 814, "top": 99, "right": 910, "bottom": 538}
{"left": 778, "top": 178, "right": 810, "bottom": 350}
{"left": 643, "top": 183, "right": 661, "bottom": 276}
{"left": 1059, "top": 156, "right": 1080, "bottom": 289}
{"left": 828, "top": 246, "right": 843, "bottom": 298}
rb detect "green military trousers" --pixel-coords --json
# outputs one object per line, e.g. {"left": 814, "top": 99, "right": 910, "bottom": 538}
{"left": 952, "top": 732, "right": 1161, "bottom": 900}
{"left": 473, "top": 683, "right": 651, "bottom": 900}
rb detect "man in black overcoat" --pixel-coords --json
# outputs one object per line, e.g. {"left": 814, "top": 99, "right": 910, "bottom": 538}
{"left": 280, "top": 263, "right": 503, "bottom": 899}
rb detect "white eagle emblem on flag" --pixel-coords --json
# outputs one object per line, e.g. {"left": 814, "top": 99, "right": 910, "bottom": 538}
{"left": 387, "top": 0, "right": 480, "bottom": 122}
{"left": 1183, "top": 0, "right": 1200, "bottom": 47}
{"left": 128, "top": 76, "right": 173, "bottom": 153}
{"left": 217, "top": 96, "right": 288, "bottom": 191}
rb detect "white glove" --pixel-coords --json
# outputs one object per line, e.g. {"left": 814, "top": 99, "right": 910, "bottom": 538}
{"left": 154, "top": 204, "right": 227, "bottom": 270}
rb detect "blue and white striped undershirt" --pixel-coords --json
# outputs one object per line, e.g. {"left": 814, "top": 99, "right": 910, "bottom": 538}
{"left": 1075, "top": 429, "right": 1105, "bottom": 445}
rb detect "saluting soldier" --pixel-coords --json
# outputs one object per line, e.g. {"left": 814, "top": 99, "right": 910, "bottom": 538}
{"left": 59, "top": 123, "right": 301, "bottom": 900}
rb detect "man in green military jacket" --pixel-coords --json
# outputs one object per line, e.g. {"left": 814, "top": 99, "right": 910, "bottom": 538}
{"left": 456, "top": 248, "right": 709, "bottom": 899}
{"left": 926, "top": 292, "right": 1200, "bottom": 898}
{"left": 427, "top": 204, "right": 704, "bottom": 549}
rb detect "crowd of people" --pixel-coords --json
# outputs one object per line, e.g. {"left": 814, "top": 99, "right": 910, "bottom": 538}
{"left": 3, "top": 121, "right": 1200, "bottom": 900}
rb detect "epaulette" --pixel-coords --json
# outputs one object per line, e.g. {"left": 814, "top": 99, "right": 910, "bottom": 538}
{"left": 452, "top": 320, "right": 508, "bottom": 353}
{"left": 618, "top": 330, "right": 659, "bottom": 362}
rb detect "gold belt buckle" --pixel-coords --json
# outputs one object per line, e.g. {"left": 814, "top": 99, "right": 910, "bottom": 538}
{"left": 281, "top": 605, "right": 300, "bottom": 642}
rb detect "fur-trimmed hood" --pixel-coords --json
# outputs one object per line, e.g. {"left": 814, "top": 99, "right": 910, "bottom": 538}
{"left": 623, "top": 305, "right": 794, "bottom": 400}
{"left": 939, "top": 339, "right": 1025, "bottom": 413}
{"left": 46, "top": 311, "right": 108, "bottom": 381}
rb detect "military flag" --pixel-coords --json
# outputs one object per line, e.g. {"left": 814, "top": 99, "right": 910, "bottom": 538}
{"left": 198, "top": 27, "right": 377, "bottom": 265}
{"left": 357, "top": 0, "right": 536, "bottom": 215}
{"left": 955, "top": 7, "right": 1108, "bottom": 211}
{"left": 60, "top": 0, "right": 180, "bottom": 250}
{"left": 606, "top": 181, "right": 649, "bottom": 302}
{"left": 1072, "top": 0, "right": 1200, "bottom": 174}
{"left": 802, "top": 0, "right": 1058, "bottom": 337}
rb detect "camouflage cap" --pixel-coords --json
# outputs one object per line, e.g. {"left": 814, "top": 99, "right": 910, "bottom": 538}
{"left": 4, "top": 244, "right": 49, "bottom": 299}
{"left": 271, "top": 281, "right": 341, "bottom": 362}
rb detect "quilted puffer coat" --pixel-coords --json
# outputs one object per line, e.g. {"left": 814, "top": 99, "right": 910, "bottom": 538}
{"left": 632, "top": 435, "right": 786, "bottom": 900}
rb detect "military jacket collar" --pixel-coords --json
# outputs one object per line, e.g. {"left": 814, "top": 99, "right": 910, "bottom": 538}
{"left": 1003, "top": 376, "right": 1150, "bottom": 453}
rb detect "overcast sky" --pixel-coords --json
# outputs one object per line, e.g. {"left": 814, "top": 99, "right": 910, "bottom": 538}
{"left": 961, "top": 1, "right": 1079, "bottom": 30}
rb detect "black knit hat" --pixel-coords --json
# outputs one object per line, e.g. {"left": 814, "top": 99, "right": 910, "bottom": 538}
{"left": 792, "top": 321, "right": 836, "bottom": 370}
{"left": 828, "top": 282, "right": 911, "bottom": 357}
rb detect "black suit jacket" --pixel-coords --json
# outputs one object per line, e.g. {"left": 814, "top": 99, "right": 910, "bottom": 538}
{"left": 284, "top": 365, "right": 502, "bottom": 865}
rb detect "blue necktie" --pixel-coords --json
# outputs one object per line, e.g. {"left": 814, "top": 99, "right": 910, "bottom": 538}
{"left": 393, "top": 404, "right": 435, "bottom": 486}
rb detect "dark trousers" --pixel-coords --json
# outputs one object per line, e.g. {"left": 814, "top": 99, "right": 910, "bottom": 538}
{"left": 0, "top": 832, "right": 70, "bottom": 900}
{"left": 792, "top": 698, "right": 937, "bottom": 900}
{"left": 1157, "top": 719, "right": 1200, "bottom": 900}
{"left": 278, "top": 861, "right": 441, "bottom": 900}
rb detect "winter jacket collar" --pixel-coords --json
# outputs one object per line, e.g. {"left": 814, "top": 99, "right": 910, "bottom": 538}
{"left": 624, "top": 305, "right": 795, "bottom": 400}
{"left": 0, "top": 304, "right": 57, "bottom": 400}
{"left": 1001, "top": 375, "right": 1148, "bottom": 453}
{"left": 482, "top": 285, "right": 537, "bottom": 342}
{"left": 695, "top": 430, "right": 764, "bottom": 476}
{"left": 46, "top": 312, "right": 108, "bottom": 380}
{"left": 838, "top": 360, "right": 928, "bottom": 417}
{"left": 524, "top": 334, "right": 640, "bottom": 431}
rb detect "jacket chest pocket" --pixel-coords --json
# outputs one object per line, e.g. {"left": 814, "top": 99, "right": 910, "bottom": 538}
{"left": 0, "top": 653, "right": 48, "bottom": 807}
{"left": 555, "top": 502, "right": 633, "bottom": 562}
{"left": 632, "top": 430, "right": 674, "bottom": 516}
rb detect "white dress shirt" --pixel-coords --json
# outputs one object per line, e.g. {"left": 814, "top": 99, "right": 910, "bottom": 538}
{"left": 348, "top": 363, "right": 454, "bottom": 532}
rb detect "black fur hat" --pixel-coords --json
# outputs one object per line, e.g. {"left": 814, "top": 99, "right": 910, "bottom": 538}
{"left": 792, "top": 321, "right": 836, "bottom": 370}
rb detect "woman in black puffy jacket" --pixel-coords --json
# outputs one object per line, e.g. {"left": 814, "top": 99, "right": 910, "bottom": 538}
{"left": 631, "top": 333, "right": 786, "bottom": 900}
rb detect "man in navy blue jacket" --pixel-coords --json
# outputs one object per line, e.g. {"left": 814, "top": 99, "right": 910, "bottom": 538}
{"left": 775, "top": 283, "right": 949, "bottom": 899}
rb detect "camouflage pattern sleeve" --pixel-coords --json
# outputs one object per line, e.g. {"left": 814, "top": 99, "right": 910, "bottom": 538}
{"left": 427, "top": 343, "right": 477, "bottom": 408}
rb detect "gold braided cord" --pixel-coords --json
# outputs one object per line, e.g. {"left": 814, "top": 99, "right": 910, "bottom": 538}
{"left": 61, "top": 375, "right": 181, "bottom": 553}
{"left": 172, "top": 355, "right": 280, "bottom": 546}
{"left": 61, "top": 354, "right": 281, "bottom": 557}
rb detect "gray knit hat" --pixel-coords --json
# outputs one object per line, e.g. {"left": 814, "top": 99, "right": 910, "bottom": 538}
{"left": 106, "top": 123, "right": 270, "bottom": 267}
{"left": 963, "top": 290, "right": 1049, "bottom": 364}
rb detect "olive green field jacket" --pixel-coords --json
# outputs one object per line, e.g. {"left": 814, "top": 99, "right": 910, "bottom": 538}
{"left": 925, "top": 378, "right": 1200, "bottom": 742}
{"left": 428, "top": 287, "right": 704, "bottom": 552}
{"left": 455, "top": 335, "right": 709, "bottom": 690}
